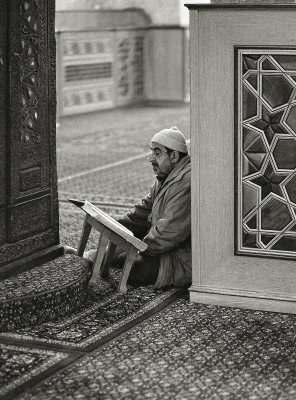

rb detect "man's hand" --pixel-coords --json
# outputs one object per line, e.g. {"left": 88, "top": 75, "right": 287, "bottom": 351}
{"left": 135, "top": 252, "right": 144, "bottom": 263}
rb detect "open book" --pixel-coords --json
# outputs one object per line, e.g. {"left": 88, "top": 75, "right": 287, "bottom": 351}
{"left": 69, "top": 198, "right": 147, "bottom": 252}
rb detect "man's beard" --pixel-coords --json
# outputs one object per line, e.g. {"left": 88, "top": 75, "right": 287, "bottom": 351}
{"left": 151, "top": 161, "right": 161, "bottom": 175}
{"left": 151, "top": 161, "right": 168, "bottom": 181}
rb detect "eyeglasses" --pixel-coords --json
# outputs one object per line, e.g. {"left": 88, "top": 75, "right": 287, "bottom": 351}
{"left": 146, "top": 150, "right": 168, "bottom": 162}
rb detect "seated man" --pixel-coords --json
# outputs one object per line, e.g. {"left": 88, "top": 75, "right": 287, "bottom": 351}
{"left": 115, "top": 126, "right": 191, "bottom": 288}
{"left": 68, "top": 126, "right": 191, "bottom": 289}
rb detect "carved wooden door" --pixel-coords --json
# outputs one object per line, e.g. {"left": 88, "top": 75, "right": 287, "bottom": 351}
{"left": 0, "top": 0, "right": 7, "bottom": 248}
{"left": 0, "top": 0, "right": 59, "bottom": 272}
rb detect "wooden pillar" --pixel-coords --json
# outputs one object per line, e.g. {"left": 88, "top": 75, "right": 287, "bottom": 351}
{"left": 188, "top": 3, "right": 296, "bottom": 313}
{"left": 0, "top": 0, "right": 62, "bottom": 277}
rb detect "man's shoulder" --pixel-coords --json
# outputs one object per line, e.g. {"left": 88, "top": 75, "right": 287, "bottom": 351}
{"left": 170, "top": 161, "right": 191, "bottom": 190}
{"left": 181, "top": 167, "right": 191, "bottom": 187}
{"left": 179, "top": 158, "right": 191, "bottom": 181}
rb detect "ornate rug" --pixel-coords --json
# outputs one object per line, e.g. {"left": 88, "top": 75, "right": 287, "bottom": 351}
{"left": 0, "top": 269, "right": 184, "bottom": 399}
{"left": 0, "top": 255, "right": 90, "bottom": 331}
{"left": 0, "top": 269, "right": 182, "bottom": 351}
{"left": 0, "top": 344, "right": 75, "bottom": 400}
{"left": 16, "top": 297, "right": 296, "bottom": 400}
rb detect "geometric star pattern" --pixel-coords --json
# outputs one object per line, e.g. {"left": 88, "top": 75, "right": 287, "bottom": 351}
{"left": 250, "top": 162, "right": 288, "bottom": 200}
{"left": 237, "top": 50, "right": 296, "bottom": 256}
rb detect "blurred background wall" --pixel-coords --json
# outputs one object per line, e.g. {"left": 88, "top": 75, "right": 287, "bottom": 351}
{"left": 55, "top": 0, "right": 189, "bottom": 117}
{"left": 56, "top": 0, "right": 189, "bottom": 25}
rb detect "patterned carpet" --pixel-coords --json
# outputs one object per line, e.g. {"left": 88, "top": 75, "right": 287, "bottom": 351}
{"left": 0, "top": 267, "right": 182, "bottom": 399}
{"left": 0, "top": 344, "right": 72, "bottom": 400}
{"left": 15, "top": 297, "right": 296, "bottom": 400}
{"left": 0, "top": 275, "right": 181, "bottom": 351}
{"left": 2, "top": 270, "right": 296, "bottom": 399}
{"left": 0, "top": 255, "right": 90, "bottom": 331}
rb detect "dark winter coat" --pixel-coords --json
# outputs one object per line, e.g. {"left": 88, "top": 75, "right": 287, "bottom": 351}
{"left": 118, "top": 156, "right": 191, "bottom": 288}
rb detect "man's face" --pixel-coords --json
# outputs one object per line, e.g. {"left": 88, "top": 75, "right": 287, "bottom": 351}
{"left": 148, "top": 142, "right": 174, "bottom": 178}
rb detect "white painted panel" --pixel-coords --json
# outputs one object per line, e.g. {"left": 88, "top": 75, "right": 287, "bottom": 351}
{"left": 190, "top": 9, "right": 296, "bottom": 307}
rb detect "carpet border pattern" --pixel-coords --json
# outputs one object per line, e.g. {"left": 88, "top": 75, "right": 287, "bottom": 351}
{"left": 0, "top": 289, "right": 185, "bottom": 351}
{"left": 0, "top": 344, "right": 71, "bottom": 400}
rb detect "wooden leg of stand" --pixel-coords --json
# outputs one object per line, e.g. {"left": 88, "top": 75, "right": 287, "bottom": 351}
{"left": 118, "top": 247, "right": 138, "bottom": 294}
{"left": 77, "top": 216, "right": 92, "bottom": 257}
{"left": 89, "top": 232, "right": 110, "bottom": 287}
{"left": 100, "top": 242, "right": 117, "bottom": 278}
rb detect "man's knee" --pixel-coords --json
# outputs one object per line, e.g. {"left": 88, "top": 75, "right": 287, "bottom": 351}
{"left": 129, "top": 255, "right": 160, "bottom": 284}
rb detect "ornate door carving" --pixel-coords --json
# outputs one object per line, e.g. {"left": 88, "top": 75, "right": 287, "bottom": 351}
{"left": 236, "top": 48, "right": 296, "bottom": 260}
{"left": 0, "top": 0, "right": 7, "bottom": 247}
{"left": 0, "top": 0, "right": 59, "bottom": 269}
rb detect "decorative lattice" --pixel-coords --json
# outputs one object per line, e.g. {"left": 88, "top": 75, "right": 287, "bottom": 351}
{"left": 237, "top": 49, "right": 296, "bottom": 258}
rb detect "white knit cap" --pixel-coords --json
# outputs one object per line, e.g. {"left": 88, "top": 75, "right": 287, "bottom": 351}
{"left": 151, "top": 126, "right": 188, "bottom": 153}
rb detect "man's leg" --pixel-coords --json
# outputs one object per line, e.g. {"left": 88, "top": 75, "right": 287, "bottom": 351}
{"left": 116, "top": 252, "right": 159, "bottom": 285}
{"left": 129, "top": 254, "right": 160, "bottom": 285}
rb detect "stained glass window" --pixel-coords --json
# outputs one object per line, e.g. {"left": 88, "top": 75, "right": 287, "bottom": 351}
{"left": 236, "top": 49, "right": 296, "bottom": 258}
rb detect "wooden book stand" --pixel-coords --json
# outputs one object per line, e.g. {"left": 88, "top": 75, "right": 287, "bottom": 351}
{"left": 69, "top": 199, "right": 148, "bottom": 293}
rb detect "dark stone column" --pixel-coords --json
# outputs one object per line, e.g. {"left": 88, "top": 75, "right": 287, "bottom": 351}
{"left": 0, "top": 0, "right": 62, "bottom": 277}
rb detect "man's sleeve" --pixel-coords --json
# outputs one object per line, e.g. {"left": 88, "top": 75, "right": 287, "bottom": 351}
{"left": 143, "top": 182, "right": 191, "bottom": 256}
{"left": 117, "top": 187, "right": 154, "bottom": 234}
